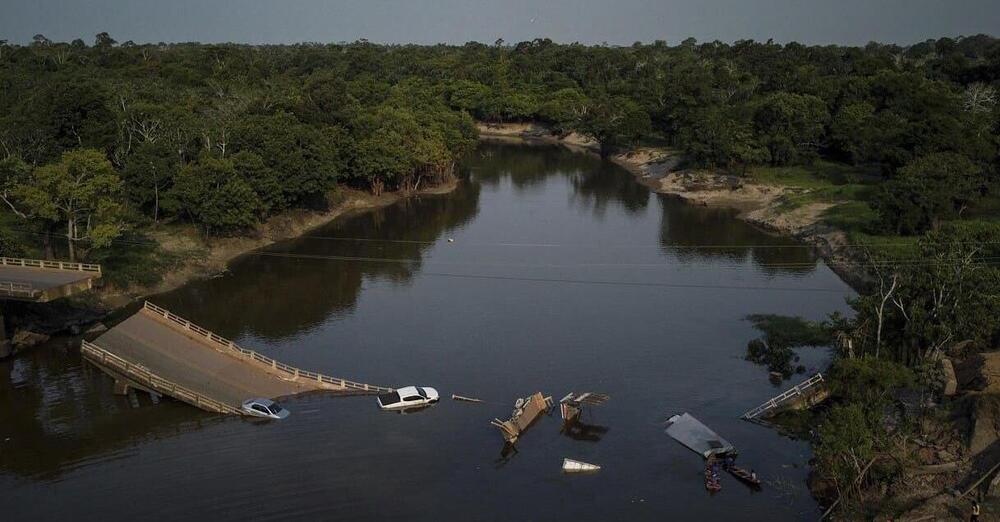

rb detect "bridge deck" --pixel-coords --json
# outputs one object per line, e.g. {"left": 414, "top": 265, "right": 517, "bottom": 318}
{"left": 0, "top": 257, "right": 101, "bottom": 302}
{"left": 87, "top": 302, "right": 392, "bottom": 413}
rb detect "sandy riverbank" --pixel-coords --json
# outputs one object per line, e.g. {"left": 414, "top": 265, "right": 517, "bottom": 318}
{"left": 478, "top": 122, "right": 868, "bottom": 290}
{"left": 98, "top": 178, "right": 460, "bottom": 309}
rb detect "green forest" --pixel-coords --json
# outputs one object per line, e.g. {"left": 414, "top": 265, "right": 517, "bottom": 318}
{"left": 2, "top": 35, "right": 998, "bottom": 242}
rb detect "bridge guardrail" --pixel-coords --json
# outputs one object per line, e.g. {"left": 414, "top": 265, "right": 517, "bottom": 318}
{"left": 81, "top": 340, "right": 241, "bottom": 415}
{"left": 0, "top": 256, "right": 101, "bottom": 273}
{"left": 142, "top": 301, "right": 393, "bottom": 394}
{"left": 742, "top": 373, "right": 825, "bottom": 420}
{"left": 0, "top": 280, "right": 39, "bottom": 299}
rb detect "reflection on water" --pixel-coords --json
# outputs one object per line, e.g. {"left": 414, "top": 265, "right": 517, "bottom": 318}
{"left": 2, "top": 142, "right": 851, "bottom": 521}
{"left": 658, "top": 198, "right": 818, "bottom": 274}
{"left": 0, "top": 338, "right": 219, "bottom": 480}
{"left": 561, "top": 420, "right": 610, "bottom": 443}
{"left": 154, "top": 181, "right": 481, "bottom": 341}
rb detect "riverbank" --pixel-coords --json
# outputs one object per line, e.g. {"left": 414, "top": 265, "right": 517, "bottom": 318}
{"left": 0, "top": 178, "right": 461, "bottom": 354}
{"left": 477, "top": 122, "right": 869, "bottom": 290}
{"left": 98, "top": 178, "right": 460, "bottom": 309}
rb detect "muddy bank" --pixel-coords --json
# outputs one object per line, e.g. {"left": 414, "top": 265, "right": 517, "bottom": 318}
{"left": 478, "top": 122, "right": 869, "bottom": 291}
{"left": 100, "top": 179, "right": 460, "bottom": 309}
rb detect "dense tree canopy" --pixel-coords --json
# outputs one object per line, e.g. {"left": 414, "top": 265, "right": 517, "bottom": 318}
{"left": 0, "top": 34, "right": 998, "bottom": 248}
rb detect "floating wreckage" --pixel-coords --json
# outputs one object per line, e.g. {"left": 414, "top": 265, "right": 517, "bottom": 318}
{"left": 491, "top": 392, "right": 553, "bottom": 444}
{"left": 664, "top": 413, "right": 735, "bottom": 458}
{"left": 559, "top": 392, "right": 609, "bottom": 424}
{"left": 562, "top": 458, "right": 601, "bottom": 474}
{"left": 665, "top": 413, "right": 761, "bottom": 492}
{"left": 452, "top": 394, "right": 483, "bottom": 403}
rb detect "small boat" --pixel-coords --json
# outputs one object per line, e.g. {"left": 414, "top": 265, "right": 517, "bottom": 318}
{"left": 726, "top": 465, "right": 762, "bottom": 488}
{"left": 562, "top": 458, "right": 601, "bottom": 473}
{"left": 705, "top": 458, "right": 722, "bottom": 492}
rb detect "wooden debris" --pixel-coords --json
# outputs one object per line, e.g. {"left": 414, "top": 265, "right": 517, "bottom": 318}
{"left": 491, "top": 392, "right": 553, "bottom": 444}
{"left": 559, "top": 391, "right": 609, "bottom": 423}
{"left": 452, "top": 394, "right": 483, "bottom": 403}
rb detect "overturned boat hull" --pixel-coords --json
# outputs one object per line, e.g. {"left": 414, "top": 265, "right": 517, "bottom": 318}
{"left": 664, "top": 413, "right": 736, "bottom": 458}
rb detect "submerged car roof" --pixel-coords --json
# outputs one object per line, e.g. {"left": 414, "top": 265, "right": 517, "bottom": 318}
{"left": 395, "top": 386, "right": 420, "bottom": 396}
{"left": 245, "top": 398, "right": 276, "bottom": 407}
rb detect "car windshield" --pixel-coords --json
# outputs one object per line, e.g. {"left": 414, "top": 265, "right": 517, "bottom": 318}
{"left": 417, "top": 388, "right": 427, "bottom": 398}
{"left": 268, "top": 403, "right": 283, "bottom": 415}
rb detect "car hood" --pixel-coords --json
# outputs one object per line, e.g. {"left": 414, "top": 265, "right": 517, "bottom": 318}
{"left": 421, "top": 387, "right": 440, "bottom": 400}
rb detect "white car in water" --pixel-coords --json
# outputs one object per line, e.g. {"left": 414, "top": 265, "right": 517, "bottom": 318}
{"left": 241, "top": 398, "right": 290, "bottom": 420}
{"left": 377, "top": 386, "right": 440, "bottom": 410}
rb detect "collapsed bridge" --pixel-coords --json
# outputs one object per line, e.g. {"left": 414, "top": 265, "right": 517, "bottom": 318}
{"left": 83, "top": 301, "right": 393, "bottom": 414}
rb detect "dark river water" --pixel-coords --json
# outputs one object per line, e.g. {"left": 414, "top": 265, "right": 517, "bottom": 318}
{"left": 1, "top": 143, "right": 854, "bottom": 521}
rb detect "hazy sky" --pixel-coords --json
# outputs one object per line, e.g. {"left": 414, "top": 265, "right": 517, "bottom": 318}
{"left": 2, "top": 0, "right": 998, "bottom": 46}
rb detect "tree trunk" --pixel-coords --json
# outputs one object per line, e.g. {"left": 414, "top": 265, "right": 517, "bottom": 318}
{"left": 67, "top": 217, "right": 75, "bottom": 262}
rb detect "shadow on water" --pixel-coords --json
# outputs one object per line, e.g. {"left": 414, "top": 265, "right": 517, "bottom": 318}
{"left": 152, "top": 181, "right": 482, "bottom": 341}
{"left": 657, "top": 195, "right": 819, "bottom": 274}
{"left": 0, "top": 338, "right": 223, "bottom": 480}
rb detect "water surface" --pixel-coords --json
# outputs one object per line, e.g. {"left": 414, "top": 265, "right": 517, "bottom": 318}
{"left": 1, "top": 143, "right": 854, "bottom": 521}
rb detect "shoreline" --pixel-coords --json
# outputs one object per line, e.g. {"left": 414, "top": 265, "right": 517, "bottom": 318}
{"left": 98, "top": 177, "right": 460, "bottom": 309}
{"left": 477, "top": 122, "right": 868, "bottom": 292}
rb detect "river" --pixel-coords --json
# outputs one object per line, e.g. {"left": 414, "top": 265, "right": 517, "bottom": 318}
{"left": 0, "top": 142, "right": 855, "bottom": 521}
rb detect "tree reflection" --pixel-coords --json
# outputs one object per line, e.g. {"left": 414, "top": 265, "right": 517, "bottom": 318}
{"left": 656, "top": 195, "right": 819, "bottom": 274}
{"left": 0, "top": 342, "right": 220, "bottom": 479}
{"left": 154, "top": 181, "right": 482, "bottom": 341}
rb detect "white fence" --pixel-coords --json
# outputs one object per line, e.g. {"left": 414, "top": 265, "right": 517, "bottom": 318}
{"left": 742, "top": 373, "right": 825, "bottom": 420}
{"left": 0, "top": 256, "right": 101, "bottom": 273}
{"left": 143, "top": 301, "right": 393, "bottom": 395}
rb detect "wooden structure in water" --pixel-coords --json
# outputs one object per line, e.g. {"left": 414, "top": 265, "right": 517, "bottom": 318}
{"left": 559, "top": 391, "right": 609, "bottom": 423}
{"left": 83, "top": 301, "right": 393, "bottom": 414}
{"left": 491, "top": 392, "right": 553, "bottom": 444}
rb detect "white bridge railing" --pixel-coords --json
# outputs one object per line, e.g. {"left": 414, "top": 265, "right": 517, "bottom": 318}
{"left": 0, "top": 280, "right": 38, "bottom": 299}
{"left": 742, "top": 373, "right": 825, "bottom": 420}
{"left": 142, "top": 301, "right": 393, "bottom": 395}
{"left": 0, "top": 256, "right": 101, "bottom": 273}
{"left": 81, "top": 340, "right": 242, "bottom": 415}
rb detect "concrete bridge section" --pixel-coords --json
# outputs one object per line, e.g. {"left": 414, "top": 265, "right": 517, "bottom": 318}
{"left": 0, "top": 256, "right": 103, "bottom": 358}
{"left": 0, "top": 257, "right": 102, "bottom": 302}
{"left": 83, "top": 301, "right": 393, "bottom": 415}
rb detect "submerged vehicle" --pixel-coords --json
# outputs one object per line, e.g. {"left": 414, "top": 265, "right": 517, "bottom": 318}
{"left": 241, "top": 398, "right": 290, "bottom": 420}
{"left": 377, "top": 386, "right": 440, "bottom": 410}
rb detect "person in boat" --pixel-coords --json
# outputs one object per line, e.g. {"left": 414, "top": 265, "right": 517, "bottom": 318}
{"left": 750, "top": 469, "right": 758, "bottom": 482}
{"left": 724, "top": 454, "right": 735, "bottom": 470}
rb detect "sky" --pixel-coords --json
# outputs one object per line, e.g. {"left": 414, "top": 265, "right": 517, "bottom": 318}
{"left": 1, "top": 0, "right": 998, "bottom": 47}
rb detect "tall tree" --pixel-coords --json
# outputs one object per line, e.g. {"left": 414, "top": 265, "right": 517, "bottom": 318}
{"left": 15, "top": 149, "right": 125, "bottom": 260}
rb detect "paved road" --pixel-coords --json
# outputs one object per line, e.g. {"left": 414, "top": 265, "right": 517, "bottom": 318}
{"left": 91, "top": 309, "right": 340, "bottom": 407}
{"left": 0, "top": 265, "right": 96, "bottom": 290}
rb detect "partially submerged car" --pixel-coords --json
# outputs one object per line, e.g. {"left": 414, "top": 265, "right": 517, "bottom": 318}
{"left": 377, "top": 386, "right": 439, "bottom": 410}
{"left": 241, "top": 398, "right": 290, "bottom": 420}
